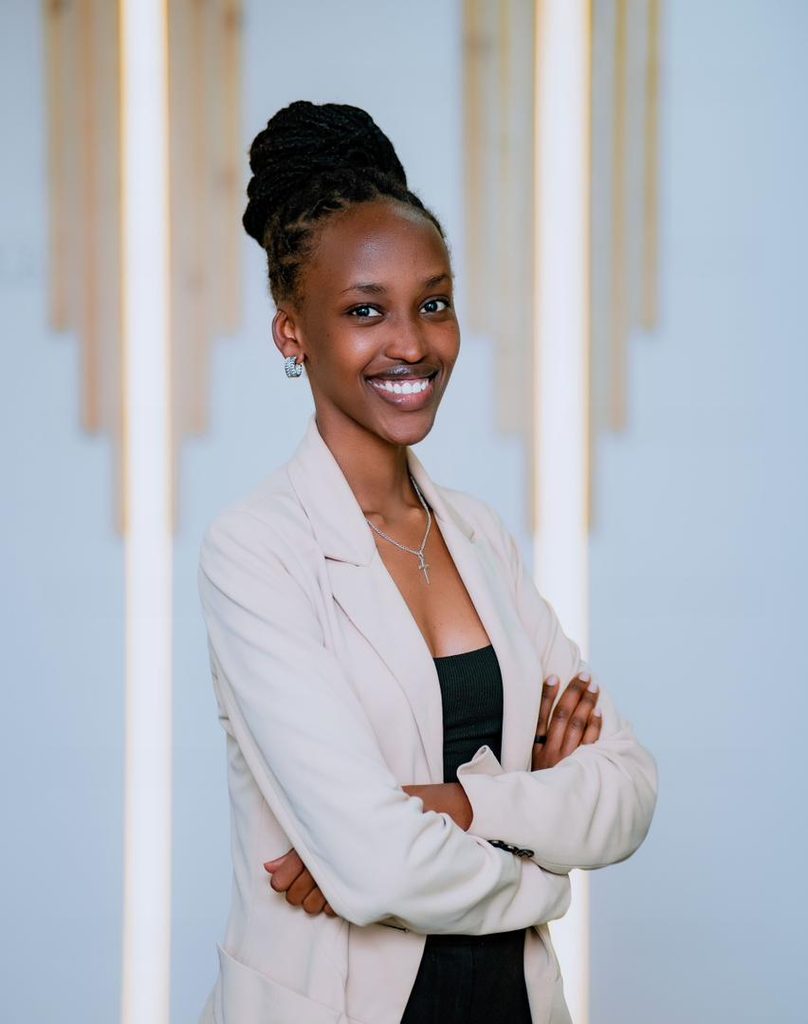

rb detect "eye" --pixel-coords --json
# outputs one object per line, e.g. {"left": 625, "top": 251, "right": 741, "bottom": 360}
{"left": 421, "top": 297, "right": 451, "bottom": 314}
{"left": 348, "top": 304, "right": 382, "bottom": 319}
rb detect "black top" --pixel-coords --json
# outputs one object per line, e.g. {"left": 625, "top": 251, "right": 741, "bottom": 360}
{"left": 400, "top": 644, "right": 532, "bottom": 1023}
{"left": 434, "top": 643, "right": 504, "bottom": 783}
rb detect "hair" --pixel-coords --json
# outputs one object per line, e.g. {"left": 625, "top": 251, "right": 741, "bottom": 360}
{"left": 242, "top": 100, "right": 446, "bottom": 305}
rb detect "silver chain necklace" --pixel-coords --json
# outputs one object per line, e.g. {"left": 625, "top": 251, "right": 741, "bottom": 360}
{"left": 365, "top": 473, "right": 432, "bottom": 584}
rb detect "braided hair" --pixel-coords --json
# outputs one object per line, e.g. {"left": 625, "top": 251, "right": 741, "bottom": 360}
{"left": 242, "top": 100, "right": 446, "bottom": 305}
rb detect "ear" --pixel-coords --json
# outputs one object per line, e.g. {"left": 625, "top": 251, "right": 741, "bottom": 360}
{"left": 271, "top": 308, "right": 305, "bottom": 365}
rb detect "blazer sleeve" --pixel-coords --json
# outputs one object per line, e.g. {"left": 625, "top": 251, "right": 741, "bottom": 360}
{"left": 455, "top": 507, "right": 658, "bottom": 875}
{"left": 198, "top": 508, "right": 572, "bottom": 934}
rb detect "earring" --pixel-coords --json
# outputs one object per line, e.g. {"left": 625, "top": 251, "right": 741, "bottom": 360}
{"left": 284, "top": 355, "right": 303, "bottom": 378}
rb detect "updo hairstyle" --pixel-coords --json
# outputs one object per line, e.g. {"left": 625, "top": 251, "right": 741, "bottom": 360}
{"left": 242, "top": 100, "right": 446, "bottom": 305}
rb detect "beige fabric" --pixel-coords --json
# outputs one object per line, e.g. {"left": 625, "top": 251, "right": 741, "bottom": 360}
{"left": 197, "top": 412, "right": 657, "bottom": 1023}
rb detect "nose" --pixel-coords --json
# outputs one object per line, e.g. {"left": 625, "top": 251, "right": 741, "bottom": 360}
{"left": 384, "top": 310, "right": 429, "bottom": 362}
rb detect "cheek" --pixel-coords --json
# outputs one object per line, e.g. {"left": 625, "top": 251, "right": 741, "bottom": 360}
{"left": 438, "top": 322, "right": 461, "bottom": 365}
{"left": 309, "top": 327, "right": 376, "bottom": 380}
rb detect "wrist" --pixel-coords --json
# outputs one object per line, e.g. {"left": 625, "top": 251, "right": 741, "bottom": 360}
{"left": 449, "top": 782, "right": 473, "bottom": 831}
{"left": 403, "top": 782, "right": 473, "bottom": 830}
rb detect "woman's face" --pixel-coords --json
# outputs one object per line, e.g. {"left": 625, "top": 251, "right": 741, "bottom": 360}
{"left": 274, "top": 198, "right": 460, "bottom": 448}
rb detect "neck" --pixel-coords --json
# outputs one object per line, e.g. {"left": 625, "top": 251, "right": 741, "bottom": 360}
{"left": 313, "top": 409, "right": 420, "bottom": 518}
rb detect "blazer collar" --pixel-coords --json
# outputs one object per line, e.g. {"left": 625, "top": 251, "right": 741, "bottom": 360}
{"left": 285, "top": 412, "right": 477, "bottom": 565}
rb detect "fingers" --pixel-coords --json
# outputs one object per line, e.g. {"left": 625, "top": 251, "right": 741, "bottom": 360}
{"left": 581, "top": 705, "right": 603, "bottom": 745}
{"left": 540, "top": 672, "right": 600, "bottom": 765}
{"left": 540, "top": 673, "right": 586, "bottom": 764}
{"left": 264, "top": 850, "right": 331, "bottom": 915}
{"left": 264, "top": 849, "right": 303, "bottom": 892}
{"left": 536, "top": 675, "right": 559, "bottom": 742}
{"left": 559, "top": 674, "right": 600, "bottom": 759}
{"left": 284, "top": 866, "right": 314, "bottom": 903}
{"left": 301, "top": 886, "right": 329, "bottom": 915}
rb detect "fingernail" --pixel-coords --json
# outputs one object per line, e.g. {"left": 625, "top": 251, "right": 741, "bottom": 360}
{"left": 578, "top": 671, "right": 591, "bottom": 683}
{"left": 587, "top": 679, "right": 599, "bottom": 693}
{"left": 592, "top": 705, "right": 602, "bottom": 716}
{"left": 546, "top": 675, "right": 559, "bottom": 687}
{"left": 263, "top": 861, "right": 278, "bottom": 871}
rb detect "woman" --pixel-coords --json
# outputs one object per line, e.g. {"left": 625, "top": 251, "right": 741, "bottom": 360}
{"left": 197, "top": 100, "right": 657, "bottom": 1024}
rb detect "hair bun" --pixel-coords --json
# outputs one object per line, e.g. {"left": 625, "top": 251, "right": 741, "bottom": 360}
{"left": 243, "top": 100, "right": 407, "bottom": 245}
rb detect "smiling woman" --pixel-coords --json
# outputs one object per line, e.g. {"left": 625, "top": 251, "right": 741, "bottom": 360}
{"left": 271, "top": 198, "right": 457, "bottom": 444}
{"left": 196, "top": 100, "right": 657, "bottom": 1024}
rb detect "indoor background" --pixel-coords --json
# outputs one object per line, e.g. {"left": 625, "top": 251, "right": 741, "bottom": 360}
{"left": 1, "top": 1, "right": 806, "bottom": 1022}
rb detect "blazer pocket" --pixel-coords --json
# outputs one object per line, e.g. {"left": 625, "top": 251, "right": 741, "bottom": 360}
{"left": 216, "top": 944, "right": 344, "bottom": 1024}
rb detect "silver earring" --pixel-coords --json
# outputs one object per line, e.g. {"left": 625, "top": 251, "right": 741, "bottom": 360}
{"left": 284, "top": 355, "right": 303, "bottom": 378}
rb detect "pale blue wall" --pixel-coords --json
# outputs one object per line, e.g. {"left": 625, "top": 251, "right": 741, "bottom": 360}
{"left": 0, "top": 3, "right": 124, "bottom": 1022}
{"left": 589, "top": 2, "right": 808, "bottom": 1022}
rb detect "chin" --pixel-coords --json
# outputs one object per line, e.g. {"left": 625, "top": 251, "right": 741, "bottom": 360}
{"left": 374, "top": 409, "right": 438, "bottom": 448}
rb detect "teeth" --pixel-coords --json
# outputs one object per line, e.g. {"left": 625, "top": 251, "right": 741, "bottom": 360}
{"left": 370, "top": 377, "right": 431, "bottom": 395}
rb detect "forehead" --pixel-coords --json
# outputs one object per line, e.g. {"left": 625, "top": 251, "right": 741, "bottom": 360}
{"left": 306, "top": 200, "right": 450, "bottom": 291}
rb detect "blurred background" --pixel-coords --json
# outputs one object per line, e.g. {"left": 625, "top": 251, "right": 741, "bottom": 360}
{"left": 2, "top": 1, "right": 806, "bottom": 1022}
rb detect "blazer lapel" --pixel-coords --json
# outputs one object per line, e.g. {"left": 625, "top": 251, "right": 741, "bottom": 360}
{"left": 286, "top": 413, "right": 539, "bottom": 782}
{"left": 285, "top": 415, "right": 444, "bottom": 782}
{"left": 409, "top": 455, "right": 540, "bottom": 774}
{"left": 326, "top": 558, "right": 444, "bottom": 782}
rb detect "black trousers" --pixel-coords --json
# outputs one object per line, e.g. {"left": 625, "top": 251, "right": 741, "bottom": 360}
{"left": 400, "top": 928, "right": 533, "bottom": 1024}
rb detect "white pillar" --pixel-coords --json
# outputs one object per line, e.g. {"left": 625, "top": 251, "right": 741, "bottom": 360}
{"left": 534, "top": 1, "right": 591, "bottom": 1021}
{"left": 120, "top": 1, "right": 173, "bottom": 1021}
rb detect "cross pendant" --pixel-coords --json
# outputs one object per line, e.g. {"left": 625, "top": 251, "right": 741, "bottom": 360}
{"left": 417, "top": 552, "right": 430, "bottom": 584}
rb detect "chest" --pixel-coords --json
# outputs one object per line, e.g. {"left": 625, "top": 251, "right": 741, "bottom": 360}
{"left": 371, "top": 522, "right": 491, "bottom": 658}
{"left": 317, "top": 518, "right": 544, "bottom": 784}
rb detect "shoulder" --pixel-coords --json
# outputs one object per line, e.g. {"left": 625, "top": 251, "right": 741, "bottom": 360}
{"left": 199, "top": 463, "right": 321, "bottom": 578}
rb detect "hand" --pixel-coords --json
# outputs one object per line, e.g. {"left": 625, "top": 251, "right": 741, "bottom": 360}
{"left": 531, "top": 671, "right": 602, "bottom": 770}
{"left": 263, "top": 849, "right": 336, "bottom": 917}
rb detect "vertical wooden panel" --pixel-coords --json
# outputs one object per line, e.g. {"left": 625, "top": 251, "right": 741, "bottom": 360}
{"left": 588, "top": 0, "right": 610, "bottom": 528}
{"left": 43, "top": 0, "right": 72, "bottom": 331}
{"left": 167, "top": 0, "right": 192, "bottom": 529}
{"left": 609, "top": 0, "right": 628, "bottom": 431}
{"left": 93, "top": 0, "right": 124, "bottom": 529}
{"left": 463, "top": 0, "right": 537, "bottom": 529}
{"left": 587, "top": 0, "right": 662, "bottom": 521}
{"left": 624, "top": 1, "right": 649, "bottom": 337}
{"left": 76, "top": 0, "right": 101, "bottom": 431}
{"left": 642, "top": 0, "right": 660, "bottom": 329}
{"left": 166, "top": 0, "right": 243, "bottom": 528}
{"left": 210, "top": 0, "right": 242, "bottom": 336}
{"left": 186, "top": 0, "right": 211, "bottom": 437}
{"left": 497, "top": 0, "right": 535, "bottom": 439}
{"left": 463, "top": 0, "right": 495, "bottom": 339}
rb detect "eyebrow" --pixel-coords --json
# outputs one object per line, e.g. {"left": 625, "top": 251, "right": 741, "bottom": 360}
{"left": 339, "top": 273, "right": 452, "bottom": 296}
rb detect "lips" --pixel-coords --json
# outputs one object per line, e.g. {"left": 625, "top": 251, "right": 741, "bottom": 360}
{"left": 366, "top": 370, "right": 438, "bottom": 407}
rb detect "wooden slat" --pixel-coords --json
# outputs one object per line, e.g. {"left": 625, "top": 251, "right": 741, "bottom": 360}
{"left": 76, "top": 0, "right": 101, "bottom": 431}
{"left": 609, "top": 0, "right": 628, "bottom": 432}
{"left": 187, "top": 0, "right": 211, "bottom": 437}
{"left": 211, "top": 0, "right": 242, "bottom": 335}
{"left": 43, "top": 0, "right": 71, "bottom": 331}
{"left": 624, "top": 0, "right": 648, "bottom": 337}
{"left": 642, "top": 0, "right": 660, "bottom": 330}
{"left": 462, "top": 0, "right": 486, "bottom": 337}
{"left": 168, "top": 0, "right": 193, "bottom": 527}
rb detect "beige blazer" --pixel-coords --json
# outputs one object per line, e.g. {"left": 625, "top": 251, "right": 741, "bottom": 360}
{"left": 197, "top": 412, "right": 657, "bottom": 1024}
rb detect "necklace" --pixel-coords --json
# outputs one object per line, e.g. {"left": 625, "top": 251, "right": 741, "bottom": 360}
{"left": 365, "top": 473, "right": 432, "bottom": 584}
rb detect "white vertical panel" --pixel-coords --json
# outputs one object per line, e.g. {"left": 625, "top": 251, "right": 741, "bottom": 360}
{"left": 120, "top": 1, "right": 173, "bottom": 1021}
{"left": 534, "top": 1, "right": 591, "bottom": 1021}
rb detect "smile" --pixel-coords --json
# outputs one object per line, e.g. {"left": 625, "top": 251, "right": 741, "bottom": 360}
{"left": 366, "top": 372, "right": 438, "bottom": 406}
{"left": 370, "top": 377, "right": 430, "bottom": 394}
